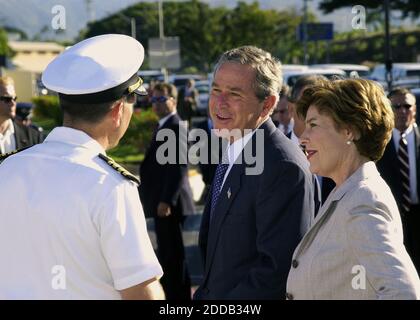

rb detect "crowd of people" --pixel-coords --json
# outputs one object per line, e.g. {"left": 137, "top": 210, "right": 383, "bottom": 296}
{"left": 0, "top": 33, "right": 419, "bottom": 300}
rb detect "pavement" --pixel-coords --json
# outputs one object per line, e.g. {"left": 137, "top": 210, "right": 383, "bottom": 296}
{"left": 145, "top": 168, "right": 206, "bottom": 286}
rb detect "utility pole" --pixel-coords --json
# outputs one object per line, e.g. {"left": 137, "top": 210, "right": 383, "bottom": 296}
{"left": 384, "top": 0, "right": 393, "bottom": 91}
{"left": 131, "top": 17, "right": 136, "bottom": 39}
{"left": 303, "top": 0, "right": 309, "bottom": 65}
{"left": 85, "top": 0, "right": 95, "bottom": 22}
{"left": 158, "top": 0, "right": 168, "bottom": 82}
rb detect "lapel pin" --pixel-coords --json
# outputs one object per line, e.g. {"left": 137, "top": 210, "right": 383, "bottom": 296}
{"left": 227, "top": 188, "right": 231, "bottom": 199}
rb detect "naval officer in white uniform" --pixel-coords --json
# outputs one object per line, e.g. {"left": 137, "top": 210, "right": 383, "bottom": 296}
{"left": 0, "top": 34, "right": 164, "bottom": 300}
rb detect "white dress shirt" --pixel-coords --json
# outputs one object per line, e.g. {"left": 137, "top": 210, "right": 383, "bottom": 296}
{"left": 221, "top": 129, "right": 255, "bottom": 188}
{"left": 0, "top": 119, "right": 16, "bottom": 154}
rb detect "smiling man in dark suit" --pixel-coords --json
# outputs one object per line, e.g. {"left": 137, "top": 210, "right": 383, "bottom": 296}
{"left": 0, "top": 77, "right": 43, "bottom": 155}
{"left": 139, "top": 82, "right": 194, "bottom": 300}
{"left": 193, "top": 46, "right": 314, "bottom": 300}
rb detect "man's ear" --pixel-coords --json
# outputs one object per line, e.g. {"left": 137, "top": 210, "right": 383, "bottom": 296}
{"left": 261, "top": 95, "right": 277, "bottom": 118}
{"left": 110, "top": 100, "right": 124, "bottom": 127}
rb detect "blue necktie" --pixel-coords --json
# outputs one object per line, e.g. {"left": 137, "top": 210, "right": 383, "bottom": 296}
{"left": 210, "top": 152, "right": 229, "bottom": 221}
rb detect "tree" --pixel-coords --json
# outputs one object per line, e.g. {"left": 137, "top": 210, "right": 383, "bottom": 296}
{"left": 79, "top": 1, "right": 314, "bottom": 71}
{"left": 319, "top": 0, "right": 420, "bottom": 19}
{"left": 0, "top": 28, "right": 12, "bottom": 57}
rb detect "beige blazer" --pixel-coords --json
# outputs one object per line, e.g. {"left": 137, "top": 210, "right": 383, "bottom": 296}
{"left": 286, "top": 162, "right": 420, "bottom": 299}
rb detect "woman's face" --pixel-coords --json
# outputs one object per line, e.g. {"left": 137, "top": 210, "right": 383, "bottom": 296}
{"left": 299, "top": 105, "right": 350, "bottom": 178}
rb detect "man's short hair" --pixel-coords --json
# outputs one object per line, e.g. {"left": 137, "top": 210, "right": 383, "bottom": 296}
{"left": 0, "top": 76, "right": 15, "bottom": 87}
{"left": 59, "top": 97, "right": 120, "bottom": 123}
{"left": 214, "top": 46, "right": 282, "bottom": 103}
{"left": 387, "top": 87, "right": 415, "bottom": 101}
{"left": 153, "top": 82, "right": 178, "bottom": 100}
{"left": 288, "top": 75, "right": 329, "bottom": 103}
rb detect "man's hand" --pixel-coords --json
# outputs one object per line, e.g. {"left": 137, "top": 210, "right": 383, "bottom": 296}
{"left": 157, "top": 202, "right": 171, "bottom": 217}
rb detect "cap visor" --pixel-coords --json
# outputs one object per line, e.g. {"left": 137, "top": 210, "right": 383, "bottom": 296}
{"left": 133, "top": 85, "right": 148, "bottom": 96}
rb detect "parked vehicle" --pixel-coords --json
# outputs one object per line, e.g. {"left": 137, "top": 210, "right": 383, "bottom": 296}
{"left": 310, "top": 64, "right": 370, "bottom": 78}
{"left": 138, "top": 70, "right": 165, "bottom": 89}
{"left": 283, "top": 68, "right": 346, "bottom": 87}
{"left": 369, "top": 63, "right": 420, "bottom": 90}
{"left": 158, "top": 74, "right": 205, "bottom": 89}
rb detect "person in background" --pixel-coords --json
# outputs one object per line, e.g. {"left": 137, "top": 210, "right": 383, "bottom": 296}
{"left": 288, "top": 75, "right": 335, "bottom": 206}
{"left": 15, "top": 102, "right": 43, "bottom": 133}
{"left": 272, "top": 84, "right": 293, "bottom": 135}
{"left": 287, "top": 78, "right": 420, "bottom": 299}
{"left": 177, "top": 79, "right": 199, "bottom": 127}
{"left": 139, "top": 82, "right": 194, "bottom": 300}
{"left": 377, "top": 87, "right": 420, "bottom": 275}
{"left": 0, "top": 77, "right": 43, "bottom": 156}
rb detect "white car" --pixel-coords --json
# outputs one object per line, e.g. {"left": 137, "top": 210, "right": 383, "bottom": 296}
{"left": 283, "top": 68, "right": 346, "bottom": 87}
{"left": 369, "top": 63, "right": 420, "bottom": 90}
{"left": 310, "top": 64, "right": 370, "bottom": 78}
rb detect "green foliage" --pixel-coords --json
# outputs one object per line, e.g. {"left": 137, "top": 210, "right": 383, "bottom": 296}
{"left": 117, "top": 108, "right": 158, "bottom": 155}
{"left": 0, "top": 28, "right": 12, "bottom": 56}
{"left": 319, "top": 0, "right": 419, "bottom": 19}
{"left": 80, "top": 1, "right": 315, "bottom": 68}
{"left": 32, "top": 95, "right": 63, "bottom": 132}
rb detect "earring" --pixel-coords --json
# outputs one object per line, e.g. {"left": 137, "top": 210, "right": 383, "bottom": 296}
{"left": 346, "top": 140, "right": 352, "bottom": 145}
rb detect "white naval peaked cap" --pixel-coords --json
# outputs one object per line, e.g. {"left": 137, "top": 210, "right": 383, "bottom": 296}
{"left": 42, "top": 34, "right": 148, "bottom": 103}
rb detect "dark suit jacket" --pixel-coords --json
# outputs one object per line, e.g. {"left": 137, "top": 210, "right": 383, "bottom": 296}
{"left": 194, "top": 119, "right": 222, "bottom": 186}
{"left": 139, "top": 114, "right": 194, "bottom": 218}
{"left": 376, "top": 127, "right": 420, "bottom": 211}
{"left": 194, "top": 119, "right": 314, "bottom": 300}
{"left": 12, "top": 121, "right": 44, "bottom": 149}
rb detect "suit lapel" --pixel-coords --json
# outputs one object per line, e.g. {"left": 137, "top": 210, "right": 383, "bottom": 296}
{"left": 204, "top": 162, "right": 245, "bottom": 279}
{"left": 13, "top": 122, "right": 28, "bottom": 149}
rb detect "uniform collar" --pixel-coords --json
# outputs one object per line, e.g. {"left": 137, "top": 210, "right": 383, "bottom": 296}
{"left": 44, "top": 127, "right": 106, "bottom": 155}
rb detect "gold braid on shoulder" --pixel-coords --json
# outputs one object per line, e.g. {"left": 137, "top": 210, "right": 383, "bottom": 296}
{"left": 98, "top": 153, "right": 140, "bottom": 185}
{"left": 0, "top": 146, "right": 31, "bottom": 162}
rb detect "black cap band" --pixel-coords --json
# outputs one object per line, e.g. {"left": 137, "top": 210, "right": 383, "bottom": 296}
{"left": 58, "top": 73, "right": 144, "bottom": 104}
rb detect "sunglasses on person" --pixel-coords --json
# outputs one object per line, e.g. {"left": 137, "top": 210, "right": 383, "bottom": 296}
{"left": 0, "top": 96, "right": 17, "bottom": 103}
{"left": 392, "top": 103, "right": 413, "bottom": 110}
{"left": 150, "top": 96, "right": 169, "bottom": 103}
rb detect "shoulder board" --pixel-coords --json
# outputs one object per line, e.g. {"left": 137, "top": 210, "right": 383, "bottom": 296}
{"left": 98, "top": 153, "right": 140, "bottom": 185}
{"left": 0, "top": 146, "right": 31, "bottom": 162}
